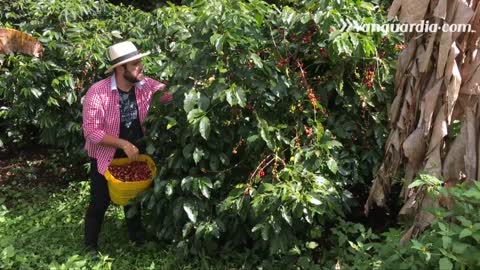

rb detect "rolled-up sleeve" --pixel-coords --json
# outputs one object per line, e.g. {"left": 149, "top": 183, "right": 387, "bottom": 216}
{"left": 146, "top": 78, "right": 172, "bottom": 103}
{"left": 82, "top": 89, "right": 106, "bottom": 144}
{"left": 147, "top": 78, "right": 166, "bottom": 93}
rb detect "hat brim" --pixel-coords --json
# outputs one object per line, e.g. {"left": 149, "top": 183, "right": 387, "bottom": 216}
{"left": 105, "top": 52, "right": 151, "bottom": 74}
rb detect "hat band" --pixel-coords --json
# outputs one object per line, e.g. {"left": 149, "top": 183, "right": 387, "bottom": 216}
{"left": 110, "top": 50, "right": 139, "bottom": 65}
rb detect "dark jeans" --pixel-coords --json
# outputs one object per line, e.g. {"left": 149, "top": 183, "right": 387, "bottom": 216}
{"left": 84, "top": 158, "right": 144, "bottom": 248}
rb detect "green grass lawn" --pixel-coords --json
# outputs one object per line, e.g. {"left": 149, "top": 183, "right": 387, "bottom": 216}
{"left": 0, "top": 181, "right": 234, "bottom": 270}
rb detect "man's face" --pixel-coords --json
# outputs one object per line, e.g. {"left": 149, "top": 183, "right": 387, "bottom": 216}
{"left": 122, "top": 59, "right": 144, "bottom": 83}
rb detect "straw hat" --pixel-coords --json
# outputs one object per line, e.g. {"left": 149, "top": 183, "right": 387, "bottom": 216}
{"left": 105, "top": 41, "right": 150, "bottom": 74}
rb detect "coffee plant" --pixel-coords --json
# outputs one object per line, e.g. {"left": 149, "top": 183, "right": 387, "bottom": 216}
{"left": 1, "top": 0, "right": 400, "bottom": 261}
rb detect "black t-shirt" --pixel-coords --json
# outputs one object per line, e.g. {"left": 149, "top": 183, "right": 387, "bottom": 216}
{"left": 114, "top": 87, "right": 145, "bottom": 158}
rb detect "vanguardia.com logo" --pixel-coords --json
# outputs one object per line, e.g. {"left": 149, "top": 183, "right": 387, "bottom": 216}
{"left": 337, "top": 19, "right": 475, "bottom": 33}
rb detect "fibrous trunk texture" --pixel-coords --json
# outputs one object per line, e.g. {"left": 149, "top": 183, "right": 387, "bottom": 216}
{"left": 0, "top": 28, "right": 43, "bottom": 57}
{"left": 365, "top": 0, "right": 480, "bottom": 242}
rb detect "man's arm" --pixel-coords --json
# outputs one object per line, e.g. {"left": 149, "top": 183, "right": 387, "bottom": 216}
{"left": 145, "top": 78, "right": 173, "bottom": 103}
{"left": 82, "top": 88, "right": 106, "bottom": 144}
{"left": 159, "top": 91, "right": 173, "bottom": 103}
{"left": 100, "top": 134, "right": 139, "bottom": 160}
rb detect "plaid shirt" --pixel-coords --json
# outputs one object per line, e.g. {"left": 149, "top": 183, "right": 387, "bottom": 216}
{"left": 82, "top": 75, "right": 171, "bottom": 175}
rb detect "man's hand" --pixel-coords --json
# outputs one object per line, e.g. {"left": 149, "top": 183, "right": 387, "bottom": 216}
{"left": 159, "top": 91, "right": 173, "bottom": 103}
{"left": 121, "top": 141, "right": 139, "bottom": 160}
{"left": 99, "top": 135, "right": 140, "bottom": 160}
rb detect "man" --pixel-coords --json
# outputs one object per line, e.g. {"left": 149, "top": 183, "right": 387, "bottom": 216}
{"left": 82, "top": 41, "right": 172, "bottom": 252}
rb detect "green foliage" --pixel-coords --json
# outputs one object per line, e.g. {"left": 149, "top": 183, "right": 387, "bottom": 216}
{"left": 397, "top": 181, "right": 480, "bottom": 270}
{"left": 0, "top": 0, "right": 116, "bottom": 149}
{"left": 0, "top": 182, "right": 239, "bottom": 269}
{"left": 1, "top": 0, "right": 399, "bottom": 259}
{"left": 322, "top": 177, "right": 480, "bottom": 270}
{"left": 139, "top": 0, "right": 398, "bottom": 256}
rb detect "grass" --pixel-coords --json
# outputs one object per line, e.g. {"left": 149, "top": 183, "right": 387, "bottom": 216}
{"left": 0, "top": 181, "right": 236, "bottom": 270}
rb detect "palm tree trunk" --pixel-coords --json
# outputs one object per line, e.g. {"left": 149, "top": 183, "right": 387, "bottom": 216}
{"left": 365, "top": 0, "right": 480, "bottom": 242}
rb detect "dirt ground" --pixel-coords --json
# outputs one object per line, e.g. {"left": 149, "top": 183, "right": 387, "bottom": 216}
{"left": 0, "top": 146, "right": 87, "bottom": 188}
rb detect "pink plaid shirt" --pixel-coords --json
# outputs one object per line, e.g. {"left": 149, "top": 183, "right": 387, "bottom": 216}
{"left": 82, "top": 75, "right": 171, "bottom": 175}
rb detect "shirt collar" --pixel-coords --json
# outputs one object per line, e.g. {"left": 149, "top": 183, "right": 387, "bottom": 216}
{"left": 110, "top": 73, "right": 145, "bottom": 91}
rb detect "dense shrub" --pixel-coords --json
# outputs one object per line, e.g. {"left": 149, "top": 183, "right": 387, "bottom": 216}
{"left": 323, "top": 176, "right": 480, "bottom": 270}
{"left": 0, "top": 0, "right": 399, "bottom": 261}
{"left": 131, "top": 0, "right": 397, "bottom": 256}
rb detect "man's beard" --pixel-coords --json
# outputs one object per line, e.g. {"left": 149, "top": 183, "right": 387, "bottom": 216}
{"left": 123, "top": 70, "right": 142, "bottom": 84}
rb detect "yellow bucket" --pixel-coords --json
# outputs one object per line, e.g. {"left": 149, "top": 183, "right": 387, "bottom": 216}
{"left": 104, "top": 154, "right": 157, "bottom": 206}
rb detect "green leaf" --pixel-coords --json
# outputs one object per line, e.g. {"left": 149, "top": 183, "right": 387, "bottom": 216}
{"left": 210, "top": 33, "right": 224, "bottom": 52}
{"left": 165, "top": 116, "right": 177, "bottom": 130}
{"left": 193, "top": 148, "right": 204, "bottom": 164}
{"left": 66, "top": 92, "right": 76, "bottom": 105}
{"left": 258, "top": 119, "right": 274, "bottom": 149}
{"left": 250, "top": 53, "right": 263, "bottom": 68}
{"left": 235, "top": 87, "right": 246, "bottom": 108}
{"left": 419, "top": 173, "right": 443, "bottom": 186}
{"left": 280, "top": 206, "right": 292, "bottom": 226}
{"left": 209, "top": 155, "right": 220, "bottom": 171}
{"left": 306, "top": 241, "right": 318, "bottom": 249}
{"left": 472, "top": 232, "right": 480, "bottom": 242}
{"left": 326, "top": 140, "right": 342, "bottom": 149}
{"left": 327, "top": 158, "right": 338, "bottom": 174}
{"left": 438, "top": 222, "right": 447, "bottom": 232}
{"left": 408, "top": 180, "right": 425, "bottom": 189}
{"left": 459, "top": 228, "right": 472, "bottom": 239}
{"left": 314, "top": 175, "right": 328, "bottom": 186}
{"left": 308, "top": 196, "right": 322, "bottom": 206}
{"left": 261, "top": 224, "right": 269, "bottom": 241}
{"left": 67, "top": 75, "right": 75, "bottom": 90}
{"left": 198, "top": 93, "right": 210, "bottom": 111}
{"left": 154, "top": 179, "right": 162, "bottom": 196}
{"left": 457, "top": 216, "right": 472, "bottom": 227}
{"left": 195, "top": 224, "right": 205, "bottom": 239}
{"left": 47, "top": 97, "right": 60, "bottom": 107}
{"left": 255, "top": 13, "right": 264, "bottom": 27}
{"left": 183, "top": 202, "right": 198, "bottom": 224}
{"left": 183, "top": 144, "right": 194, "bottom": 159}
{"left": 2, "top": 245, "right": 15, "bottom": 258}
{"left": 439, "top": 257, "right": 453, "bottom": 270}
{"left": 226, "top": 90, "right": 237, "bottom": 106}
{"left": 281, "top": 7, "right": 296, "bottom": 25}
{"left": 181, "top": 176, "right": 194, "bottom": 191}
{"left": 111, "top": 30, "right": 123, "bottom": 39}
{"left": 30, "top": 88, "right": 42, "bottom": 98}
{"left": 200, "top": 183, "right": 210, "bottom": 199}
{"left": 165, "top": 182, "right": 174, "bottom": 197}
{"left": 247, "top": 135, "right": 259, "bottom": 144}
{"left": 442, "top": 236, "right": 451, "bottom": 249}
{"left": 464, "top": 188, "right": 480, "bottom": 199}
{"left": 300, "top": 12, "right": 310, "bottom": 24}
{"left": 184, "top": 91, "right": 198, "bottom": 112}
{"left": 219, "top": 153, "right": 230, "bottom": 165}
{"left": 252, "top": 223, "right": 262, "bottom": 233}
{"left": 313, "top": 11, "right": 324, "bottom": 24}
{"left": 199, "top": 117, "right": 211, "bottom": 140}
{"left": 182, "top": 222, "right": 193, "bottom": 238}
{"left": 202, "top": 177, "right": 213, "bottom": 188}
{"left": 126, "top": 206, "right": 138, "bottom": 218}
{"left": 187, "top": 109, "right": 204, "bottom": 124}
{"left": 452, "top": 242, "right": 469, "bottom": 253}
{"left": 146, "top": 143, "right": 155, "bottom": 155}
{"left": 425, "top": 251, "right": 432, "bottom": 262}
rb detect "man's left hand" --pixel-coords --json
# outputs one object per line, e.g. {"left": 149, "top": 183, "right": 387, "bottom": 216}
{"left": 159, "top": 91, "right": 173, "bottom": 103}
